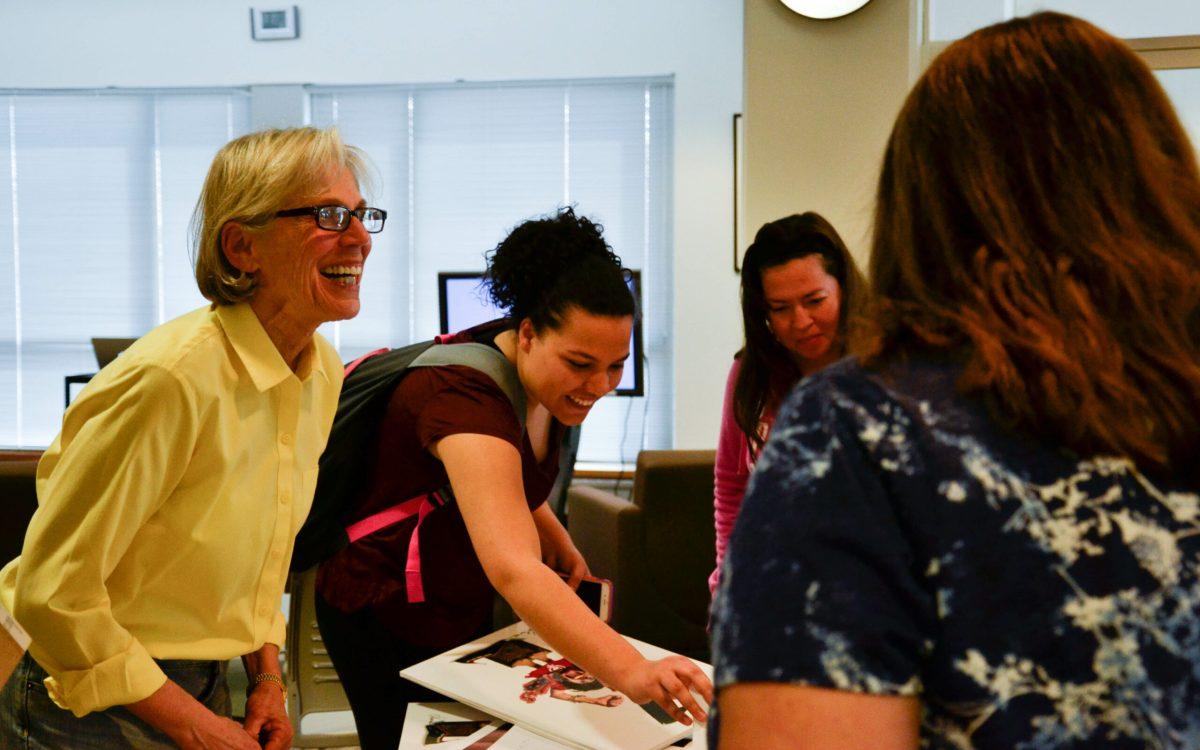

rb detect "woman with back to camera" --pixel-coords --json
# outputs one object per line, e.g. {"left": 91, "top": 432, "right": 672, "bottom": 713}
{"left": 0, "top": 127, "right": 377, "bottom": 749}
{"left": 713, "top": 12, "right": 1200, "bottom": 749}
{"left": 710, "top": 213, "right": 865, "bottom": 594}
{"left": 315, "top": 208, "right": 712, "bottom": 750}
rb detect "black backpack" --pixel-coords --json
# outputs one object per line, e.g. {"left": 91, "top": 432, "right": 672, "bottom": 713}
{"left": 290, "top": 339, "right": 526, "bottom": 573}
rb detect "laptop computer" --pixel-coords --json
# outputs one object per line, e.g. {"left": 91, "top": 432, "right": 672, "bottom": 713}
{"left": 90, "top": 338, "right": 137, "bottom": 369}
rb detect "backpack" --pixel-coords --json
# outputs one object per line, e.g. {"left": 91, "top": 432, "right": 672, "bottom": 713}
{"left": 290, "top": 338, "right": 526, "bottom": 574}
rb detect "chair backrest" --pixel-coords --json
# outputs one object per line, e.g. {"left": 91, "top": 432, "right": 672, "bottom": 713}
{"left": 285, "top": 568, "right": 359, "bottom": 748}
{"left": 633, "top": 450, "right": 717, "bottom": 629}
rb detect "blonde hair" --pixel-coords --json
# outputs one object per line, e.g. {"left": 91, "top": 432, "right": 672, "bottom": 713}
{"left": 191, "top": 126, "right": 370, "bottom": 305}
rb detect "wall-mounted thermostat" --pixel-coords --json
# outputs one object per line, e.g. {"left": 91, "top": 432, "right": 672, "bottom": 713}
{"left": 251, "top": 6, "right": 299, "bottom": 40}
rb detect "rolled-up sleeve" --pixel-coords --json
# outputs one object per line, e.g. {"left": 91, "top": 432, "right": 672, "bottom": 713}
{"left": 14, "top": 364, "right": 199, "bottom": 716}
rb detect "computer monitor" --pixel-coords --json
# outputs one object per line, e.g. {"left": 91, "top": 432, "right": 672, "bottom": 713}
{"left": 437, "top": 271, "right": 644, "bottom": 397}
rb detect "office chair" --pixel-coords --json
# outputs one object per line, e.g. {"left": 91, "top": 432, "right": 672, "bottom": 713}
{"left": 285, "top": 568, "right": 359, "bottom": 748}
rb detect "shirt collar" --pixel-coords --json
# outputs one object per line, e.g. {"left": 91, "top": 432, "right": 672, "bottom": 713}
{"left": 215, "top": 303, "right": 331, "bottom": 391}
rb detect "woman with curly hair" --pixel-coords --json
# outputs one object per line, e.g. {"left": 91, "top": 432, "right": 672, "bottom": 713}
{"left": 315, "top": 208, "right": 711, "bottom": 750}
{"left": 713, "top": 12, "right": 1200, "bottom": 749}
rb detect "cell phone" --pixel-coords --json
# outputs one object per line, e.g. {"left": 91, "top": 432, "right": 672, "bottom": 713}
{"left": 560, "top": 573, "right": 613, "bottom": 623}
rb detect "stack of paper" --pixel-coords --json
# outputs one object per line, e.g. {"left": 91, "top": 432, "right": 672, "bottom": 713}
{"left": 400, "top": 622, "right": 710, "bottom": 750}
{"left": 400, "top": 703, "right": 708, "bottom": 750}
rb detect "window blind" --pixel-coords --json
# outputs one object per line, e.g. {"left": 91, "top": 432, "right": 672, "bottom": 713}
{"left": 309, "top": 78, "right": 674, "bottom": 463}
{"left": 0, "top": 89, "right": 249, "bottom": 447}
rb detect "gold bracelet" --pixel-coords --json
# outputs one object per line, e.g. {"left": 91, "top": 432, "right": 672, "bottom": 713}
{"left": 249, "top": 672, "right": 286, "bottom": 696}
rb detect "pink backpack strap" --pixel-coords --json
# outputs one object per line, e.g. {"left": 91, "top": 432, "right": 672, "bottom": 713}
{"left": 344, "top": 347, "right": 390, "bottom": 377}
{"left": 344, "top": 495, "right": 425, "bottom": 543}
{"left": 343, "top": 487, "right": 453, "bottom": 604}
{"left": 404, "top": 498, "right": 438, "bottom": 603}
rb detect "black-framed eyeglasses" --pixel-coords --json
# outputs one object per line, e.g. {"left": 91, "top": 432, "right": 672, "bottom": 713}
{"left": 275, "top": 205, "right": 388, "bottom": 234}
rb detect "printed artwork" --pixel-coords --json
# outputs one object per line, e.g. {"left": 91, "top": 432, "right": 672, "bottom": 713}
{"left": 399, "top": 702, "right": 506, "bottom": 750}
{"left": 402, "top": 623, "right": 710, "bottom": 750}
{"left": 426, "top": 719, "right": 492, "bottom": 744}
{"left": 457, "top": 638, "right": 625, "bottom": 709}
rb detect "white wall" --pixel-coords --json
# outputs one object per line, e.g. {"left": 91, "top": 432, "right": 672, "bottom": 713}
{"left": 743, "top": 0, "right": 918, "bottom": 272}
{"left": 0, "top": 0, "right": 744, "bottom": 450}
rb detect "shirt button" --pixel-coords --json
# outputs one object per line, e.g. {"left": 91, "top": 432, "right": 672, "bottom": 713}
{"left": 259, "top": 606, "right": 270, "bottom": 617}
{"left": 280, "top": 491, "right": 291, "bottom": 505}
{"left": 280, "top": 433, "right": 293, "bottom": 446}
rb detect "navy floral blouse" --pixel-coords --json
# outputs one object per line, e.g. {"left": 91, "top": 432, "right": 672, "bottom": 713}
{"left": 711, "top": 357, "right": 1200, "bottom": 749}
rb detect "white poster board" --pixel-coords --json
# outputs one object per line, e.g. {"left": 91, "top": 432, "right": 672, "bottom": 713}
{"left": 401, "top": 622, "right": 711, "bottom": 750}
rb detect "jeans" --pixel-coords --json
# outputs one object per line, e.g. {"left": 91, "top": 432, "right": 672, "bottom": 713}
{"left": 0, "top": 652, "right": 230, "bottom": 749}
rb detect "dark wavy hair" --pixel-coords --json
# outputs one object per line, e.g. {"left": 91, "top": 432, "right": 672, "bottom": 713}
{"left": 860, "top": 12, "right": 1200, "bottom": 478}
{"left": 486, "top": 207, "right": 634, "bottom": 330}
{"left": 735, "top": 212, "right": 866, "bottom": 454}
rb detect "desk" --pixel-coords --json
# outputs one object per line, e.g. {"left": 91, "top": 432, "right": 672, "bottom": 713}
{"left": 64, "top": 373, "right": 95, "bottom": 408}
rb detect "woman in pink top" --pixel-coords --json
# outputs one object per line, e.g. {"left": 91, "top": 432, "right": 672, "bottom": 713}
{"left": 710, "top": 213, "right": 866, "bottom": 594}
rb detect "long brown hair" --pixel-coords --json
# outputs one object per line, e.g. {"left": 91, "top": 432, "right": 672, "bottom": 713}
{"left": 861, "top": 12, "right": 1200, "bottom": 478}
{"left": 735, "top": 212, "right": 866, "bottom": 455}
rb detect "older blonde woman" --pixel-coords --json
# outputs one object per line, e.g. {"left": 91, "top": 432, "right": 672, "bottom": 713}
{"left": 0, "top": 127, "right": 380, "bottom": 749}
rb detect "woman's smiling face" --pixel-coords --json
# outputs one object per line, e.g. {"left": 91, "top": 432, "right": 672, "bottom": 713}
{"left": 517, "top": 306, "right": 633, "bottom": 426}
{"left": 246, "top": 164, "right": 372, "bottom": 330}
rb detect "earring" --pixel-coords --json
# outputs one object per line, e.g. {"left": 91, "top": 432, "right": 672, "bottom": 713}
{"left": 231, "top": 269, "right": 255, "bottom": 292}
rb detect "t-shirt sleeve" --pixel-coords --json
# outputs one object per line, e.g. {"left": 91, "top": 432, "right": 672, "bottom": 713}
{"left": 712, "top": 369, "right": 934, "bottom": 697}
{"left": 405, "top": 365, "right": 524, "bottom": 452}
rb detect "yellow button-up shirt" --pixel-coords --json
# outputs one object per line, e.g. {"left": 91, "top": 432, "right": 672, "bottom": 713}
{"left": 0, "top": 303, "right": 342, "bottom": 717}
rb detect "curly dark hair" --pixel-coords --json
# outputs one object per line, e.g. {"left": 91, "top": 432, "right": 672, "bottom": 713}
{"left": 485, "top": 207, "right": 635, "bottom": 330}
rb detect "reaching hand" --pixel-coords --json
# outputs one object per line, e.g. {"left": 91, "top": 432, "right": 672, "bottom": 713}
{"left": 617, "top": 655, "right": 713, "bottom": 726}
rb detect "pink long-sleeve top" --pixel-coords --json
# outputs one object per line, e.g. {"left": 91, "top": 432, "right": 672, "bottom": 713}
{"left": 709, "top": 358, "right": 775, "bottom": 595}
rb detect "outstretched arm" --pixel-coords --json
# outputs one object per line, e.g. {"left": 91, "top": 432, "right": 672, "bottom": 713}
{"left": 434, "top": 433, "right": 712, "bottom": 724}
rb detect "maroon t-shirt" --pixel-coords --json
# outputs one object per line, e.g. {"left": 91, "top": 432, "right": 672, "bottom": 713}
{"left": 316, "top": 323, "right": 562, "bottom": 649}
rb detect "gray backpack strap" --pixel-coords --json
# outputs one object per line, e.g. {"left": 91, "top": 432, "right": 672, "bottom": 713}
{"left": 408, "top": 342, "right": 527, "bottom": 429}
